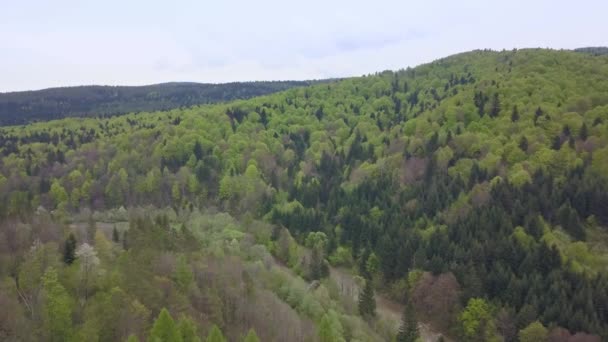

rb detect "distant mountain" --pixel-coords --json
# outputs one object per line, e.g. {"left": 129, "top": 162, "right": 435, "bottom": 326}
{"left": 574, "top": 46, "right": 608, "bottom": 56}
{"left": 0, "top": 81, "right": 329, "bottom": 126}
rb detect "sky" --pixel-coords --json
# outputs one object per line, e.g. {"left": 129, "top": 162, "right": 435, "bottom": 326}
{"left": 1, "top": 0, "right": 606, "bottom": 92}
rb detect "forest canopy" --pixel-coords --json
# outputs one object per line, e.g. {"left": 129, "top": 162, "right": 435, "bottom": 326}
{"left": 1, "top": 48, "right": 608, "bottom": 341}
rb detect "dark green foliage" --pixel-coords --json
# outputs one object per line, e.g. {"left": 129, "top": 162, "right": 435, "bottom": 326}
{"left": 573, "top": 46, "right": 608, "bottom": 56}
{"left": 112, "top": 226, "right": 120, "bottom": 243}
{"left": 358, "top": 279, "right": 376, "bottom": 319}
{"left": 1, "top": 48, "right": 608, "bottom": 340}
{"left": 63, "top": 233, "right": 77, "bottom": 265}
{"left": 0, "top": 81, "right": 329, "bottom": 126}
{"left": 397, "top": 301, "right": 419, "bottom": 342}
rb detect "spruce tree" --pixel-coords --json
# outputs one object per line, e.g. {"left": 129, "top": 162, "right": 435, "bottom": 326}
{"left": 397, "top": 300, "right": 419, "bottom": 342}
{"left": 358, "top": 279, "right": 376, "bottom": 319}
{"left": 149, "top": 308, "right": 182, "bottom": 342}
{"left": 112, "top": 225, "right": 120, "bottom": 243}
{"left": 205, "top": 325, "right": 225, "bottom": 342}
{"left": 63, "top": 233, "right": 77, "bottom": 265}
{"left": 243, "top": 329, "right": 260, "bottom": 342}
{"left": 579, "top": 123, "right": 588, "bottom": 140}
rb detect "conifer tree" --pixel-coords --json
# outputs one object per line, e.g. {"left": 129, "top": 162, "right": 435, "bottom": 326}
{"left": 243, "top": 329, "right": 260, "bottom": 342}
{"left": 358, "top": 279, "right": 376, "bottom": 319}
{"left": 63, "top": 233, "right": 77, "bottom": 265}
{"left": 149, "top": 308, "right": 182, "bottom": 342}
{"left": 397, "top": 300, "right": 419, "bottom": 342}
{"left": 205, "top": 325, "right": 225, "bottom": 342}
{"left": 178, "top": 315, "right": 200, "bottom": 342}
{"left": 112, "top": 225, "right": 120, "bottom": 243}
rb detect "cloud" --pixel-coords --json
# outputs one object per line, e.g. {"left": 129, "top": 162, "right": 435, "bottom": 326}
{"left": 0, "top": 0, "right": 607, "bottom": 91}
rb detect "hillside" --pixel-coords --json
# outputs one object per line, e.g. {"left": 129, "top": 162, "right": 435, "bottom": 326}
{"left": 1, "top": 48, "right": 608, "bottom": 341}
{"left": 0, "top": 80, "right": 326, "bottom": 126}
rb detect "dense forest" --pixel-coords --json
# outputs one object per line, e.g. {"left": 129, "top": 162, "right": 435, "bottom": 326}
{"left": 574, "top": 47, "right": 608, "bottom": 56}
{"left": 0, "top": 81, "right": 326, "bottom": 126}
{"left": 1, "top": 48, "right": 608, "bottom": 341}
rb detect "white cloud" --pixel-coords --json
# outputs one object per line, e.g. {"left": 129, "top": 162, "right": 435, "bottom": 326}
{"left": 0, "top": 0, "right": 606, "bottom": 91}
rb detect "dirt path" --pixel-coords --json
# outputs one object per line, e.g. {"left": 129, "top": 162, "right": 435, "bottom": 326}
{"left": 328, "top": 266, "right": 445, "bottom": 342}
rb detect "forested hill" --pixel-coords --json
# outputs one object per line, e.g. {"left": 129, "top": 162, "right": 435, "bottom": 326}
{"left": 1, "top": 48, "right": 608, "bottom": 341}
{"left": 574, "top": 46, "right": 608, "bottom": 56}
{"left": 0, "top": 80, "right": 327, "bottom": 126}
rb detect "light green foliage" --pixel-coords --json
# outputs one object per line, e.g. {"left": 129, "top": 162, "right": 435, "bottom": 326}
{"left": 518, "top": 321, "right": 548, "bottom": 342}
{"left": 149, "top": 308, "right": 182, "bottom": 342}
{"left": 319, "top": 314, "right": 336, "bottom": 342}
{"left": 458, "top": 298, "right": 495, "bottom": 341}
{"left": 177, "top": 315, "right": 200, "bottom": 342}
{"left": 242, "top": 329, "right": 260, "bottom": 342}
{"left": 50, "top": 180, "right": 68, "bottom": 208}
{"left": 205, "top": 325, "right": 226, "bottom": 342}
{"left": 1, "top": 48, "right": 608, "bottom": 341}
{"left": 42, "top": 268, "right": 73, "bottom": 342}
{"left": 126, "top": 334, "right": 139, "bottom": 342}
{"left": 174, "top": 256, "right": 194, "bottom": 292}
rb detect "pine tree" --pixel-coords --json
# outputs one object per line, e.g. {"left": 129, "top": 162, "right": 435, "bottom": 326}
{"left": 112, "top": 225, "right": 120, "bottom": 243}
{"left": 177, "top": 315, "right": 200, "bottom": 342}
{"left": 63, "top": 233, "right": 77, "bottom": 265}
{"left": 397, "top": 300, "right": 419, "bottom": 342}
{"left": 243, "top": 329, "right": 260, "bottom": 342}
{"left": 511, "top": 105, "right": 520, "bottom": 122}
{"left": 358, "top": 279, "right": 376, "bottom": 319}
{"left": 205, "top": 325, "right": 225, "bottom": 342}
{"left": 149, "top": 308, "right": 182, "bottom": 342}
{"left": 579, "top": 123, "right": 588, "bottom": 140}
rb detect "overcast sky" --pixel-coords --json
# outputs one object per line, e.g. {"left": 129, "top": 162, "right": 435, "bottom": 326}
{"left": 1, "top": 0, "right": 606, "bottom": 92}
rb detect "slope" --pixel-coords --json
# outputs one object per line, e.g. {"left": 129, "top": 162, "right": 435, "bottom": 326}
{"left": 0, "top": 80, "right": 328, "bottom": 126}
{"left": 1, "top": 48, "right": 608, "bottom": 340}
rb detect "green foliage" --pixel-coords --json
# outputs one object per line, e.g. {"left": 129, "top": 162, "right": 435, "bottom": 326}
{"left": 518, "top": 321, "right": 548, "bottom": 342}
{"left": 397, "top": 301, "right": 419, "bottom": 342}
{"left": 205, "top": 325, "right": 226, "bottom": 342}
{"left": 242, "top": 329, "right": 260, "bottom": 342}
{"left": 63, "top": 233, "right": 77, "bottom": 264}
{"left": 149, "top": 308, "right": 182, "bottom": 342}
{"left": 458, "top": 298, "right": 496, "bottom": 341}
{"left": 319, "top": 314, "right": 336, "bottom": 342}
{"left": 0, "top": 81, "right": 321, "bottom": 126}
{"left": 42, "top": 268, "right": 73, "bottom": 342}
{"left": 177, "top": 315, "right": 201, "bottom": 342}
{"left": 2, "top": 48, "right": 608, "bottom": 341}
{"left": 358, "top": 279, "right": 376, "bottom": 319}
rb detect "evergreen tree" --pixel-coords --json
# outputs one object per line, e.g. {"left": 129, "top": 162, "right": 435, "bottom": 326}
{"left": 149, "top": 308, "right": 182, "bottom": 342}
{"left": 358, "top": 279, "right": 376, "bottom": 319}
{"left": 205, "top": 325, "right": 225, "bottom": 342}
{"left": 490, "top": 93, "right": 501, "bottom": 117}
{"left": 63, "top": 233, "right": 77, "bottom": 265}
{"left": 579, "top": 123, "right": 588, "bottom": 140}
{"left": 511, "top": 105, "right": 520, "bottom": 122}
{"left": 397, "top": 300, "right": 419, "bottom": 342}
{"left": 112, "top": 225, "right": 120, "bottom": 243}
{"left": 178, "top": 315, "right": 200, "bottom": 342}
{"left": 519, "top": 136, "right": 528, "bottom": 152}
{"left": 243, "top": 329, "right": 260, "bottom": 342}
